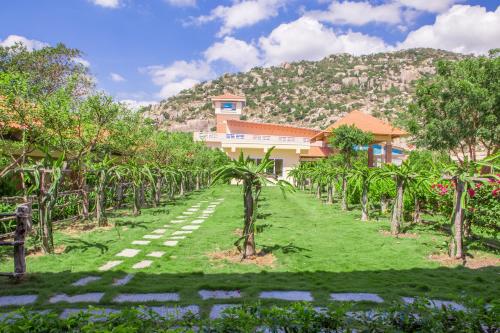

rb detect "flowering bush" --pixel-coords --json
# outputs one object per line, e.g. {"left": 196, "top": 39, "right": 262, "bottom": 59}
{"left": 466, "top": 177, "right": 500, "bottom": 238}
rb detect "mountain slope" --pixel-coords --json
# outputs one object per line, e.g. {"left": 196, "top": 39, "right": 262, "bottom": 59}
{"left": 143, "top": 48, "right": 465, "bottom": 132}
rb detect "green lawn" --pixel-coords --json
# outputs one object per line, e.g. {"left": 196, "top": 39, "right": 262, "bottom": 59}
{"left": 0, "top": 185, "right": 498, "bottom": 314}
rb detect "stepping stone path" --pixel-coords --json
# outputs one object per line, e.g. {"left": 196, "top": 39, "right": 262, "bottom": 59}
{"left": 330, "top": 293, "right": 384, "bottom": 303}
{"left": 60, "top": 308, "right": 119, "bottom": 320}
{"left": 147, "top": 251, "right": 165, "bottom": 258}
{"left": 259, "top": 291, "right": 313, "bottom": 301}
{"left": 152, "top": 229, "right": 167, "bottom": 234}
{"left": 170, "top": 220, "right": 185, "bottom": 224}
{"left": 49, "top": 293, "right": 104, "bottom": 304}
{"left": 199, "top": 290, "right": 241, "bottom": 300}
{"left": 132, "top": 260, "right": 153, "bottom": 269}
{"left": 173, "top": 230, "right": 192, "bottom": 235}
{"left": 402, "top": 297, "right": 465, "bottom": 311}
{"left": 169, "top": 236, "right": 186, "bottom": 240}
{"left": 116, "top": 249, "right": 140, "bottom": 257}
{"left": 112, "top": 274, "right": 134, "bottom": 286}
{"left": 164, "top": 240, "right": 178, "bottom": 247}
{"left": 182, "top": 225, "right": 199, "bottom": 230}
{"left": 0, "top": 295, "right": 37, "bottom": 307}
{"left": 99, "top": 260, "right": 122, "bottom": 271}
{"left": 143, "top": 235, "right": 162, "bottom": 239}
{"left": 191, "top": 219, "right": 205, "bottom": 224}
{"left": 132, "top": 240, "right": 150, "bottom": 245}
{"left": 210, "top": 304, "right": 239, "bottom": 319}
{"left": 72, "top": 276, "right": 102, "bottom": 286}
{"left": 146, "top": 306, "right": 200, "bottom": 319}
{"left": 113, "top": 293, "right": 180, "bottom": 303}
{"left": 187, "top": 208, "right": 198, "bottom": 212}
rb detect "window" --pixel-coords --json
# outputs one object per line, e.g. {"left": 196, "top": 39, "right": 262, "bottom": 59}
{"left": 222, "top": 102, "right": 236, "bottom": 111}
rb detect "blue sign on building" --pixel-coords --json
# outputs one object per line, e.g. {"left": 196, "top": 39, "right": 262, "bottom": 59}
{"left": 222, "top": 102, "right": 236, "bottom": 111}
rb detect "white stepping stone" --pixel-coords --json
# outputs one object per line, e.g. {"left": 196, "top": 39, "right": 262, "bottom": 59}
{"left": 187, "top": 208, "right": 198, "bottom": 212}
{"left": 112, "top": 274, "right": 135, "bottom": 286}
{"left": 113, "top": 293, "right": 180, "bottom": 303}
{"left": 259, "top": 291, "right": 313, "bottom": 301}
{"left": 402, "top": 297, "right": 465, "bottom": 311}
{"left": 132, "top": 240, "right": 150, "bottom": 245}
{"left": 143, "top": 235, "right": 161, "bottom": 239}
{"left": 98, "top": 260, "right": 123, "bottom": 271}
{"left": 182, "top": 225, "right": 199, "bottom": 230}
{"left": 132, "top": 260, "right": 153, "bottom": 269}
{"left": 169, "top": 236, "right": 186, "bottom": 240}
{"left": 148, "top": 306, "right": 199, "bottom": 319}
{"left": 147, "top": 251, "right": 165, "bottom": 258}
{"left": 152, "top": 229, "right": 167, "bottom": 234}
{"left": 0, "top": 295, "right": 37, "bottom": 307}
{"left": 199, "top": 290, "right": 241, "bottom": 300}
{"left": 116, "top": 249, "right": 140, "bottom": 257}
{"left": 60, "top": 308, "right": 119, "bottom": 320}
{"left": 330, "top": 293, "right": 384, "bottom": 303}
{"left": 170, "top": 220, "right": 185, "bottom": 224}
{"left": 71, "top": 276, "right": 101, "bottom": 287}
{"left": 172, "top": 231, "right": 192, "bottom": 235}
{"left": 210, "top": 304, "right": 239, "bottom": 319}
{"left": 164, "top": 240, "right": 178, "bottom": 247}
{"left": 191, "top": 219, "right": 205, "bottom": 224}
{"left": 49, "top": 293, "right": 104, "bottom": 304}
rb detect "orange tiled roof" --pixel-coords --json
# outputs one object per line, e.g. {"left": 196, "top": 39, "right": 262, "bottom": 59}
{"left": 226, "top": 119, "right": 321, "bottom": 138}
{"left": 211, "top": 93, "right": 246, "bottom": 101}
{"left": 301, "top": 146, "right": 333, "bottom": 158}
{"left": 311, "top": 110, "right": 407, "bottom": 141}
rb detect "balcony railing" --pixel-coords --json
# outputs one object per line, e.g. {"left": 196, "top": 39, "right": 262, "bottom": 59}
{"left": 194, "top": 132, "right": 312, "bottom": 146}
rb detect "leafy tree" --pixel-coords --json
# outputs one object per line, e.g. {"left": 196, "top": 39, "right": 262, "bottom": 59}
{"left": 329, "top": 125, "right": 373, "bottom": 210}
{"left": 349, "top": 160, "right": 378, "bottom": 221}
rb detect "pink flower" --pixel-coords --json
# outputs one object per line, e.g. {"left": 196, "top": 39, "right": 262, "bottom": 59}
{"left": 476, "top": 183, "right": 483, "bottom": 189}
{"left": 492, "top": 189, "right": 500, "bottom": 197}
{"left": 468, "top": 188, "right": 476, "bottom": 198}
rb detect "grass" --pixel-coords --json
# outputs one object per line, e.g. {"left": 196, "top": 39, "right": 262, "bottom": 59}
{"left": 0, "top": 185, "right": 498, "bottom": 316}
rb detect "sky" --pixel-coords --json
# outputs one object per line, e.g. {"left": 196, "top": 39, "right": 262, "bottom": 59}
{"left": 1, "top": 0, "right": 499, "bottom": 108}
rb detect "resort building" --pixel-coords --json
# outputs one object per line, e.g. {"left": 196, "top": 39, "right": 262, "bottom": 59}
{"left": 193, "top": 94, "right": 407, "bottom": 179}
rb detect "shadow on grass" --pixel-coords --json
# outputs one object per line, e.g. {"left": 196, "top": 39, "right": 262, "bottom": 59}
{"left": 261, "top": 242, "right": 312, "bottom": 254}
{"left": 63, "top": 239, "right": 111, "bottom": 255}
{"left": 114, "top": 220, "right": 148, "bottom": 230}
{"left": 0, "top": 266, "right": 498, "bottom": 311}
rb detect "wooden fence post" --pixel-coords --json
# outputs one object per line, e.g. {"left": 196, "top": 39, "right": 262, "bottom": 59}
{"left": 14, "top": 204, "right": 30, "bottom": 280}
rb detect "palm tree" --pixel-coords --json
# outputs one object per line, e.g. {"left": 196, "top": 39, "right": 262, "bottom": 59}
{"left": 212, "top": 147, "right": 293, "bottom": 258}
{"left": 349, "top": 161, "right": 378, "bottom": 221}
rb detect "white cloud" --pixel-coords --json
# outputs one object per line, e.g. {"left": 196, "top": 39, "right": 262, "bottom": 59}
{"left": 90, "top": 0, "right": 120, "bottom": 8}
{"left": 398, "top": 5, "right": 500, "bottom": 55}
{"left": 144, "top": 60, "right": 215, "bottom": 98}
{"left": 398, "top": 0, "right": 461, "bottom": 13}
{"left": 204, "top": 37, "right": 261, "bottom": 71}
{"left": 306, "top": 1, "right": 402, "bottom": 26}
{"left": 120, "top": 99, "right": 157, "bottom": 110}
{"left": 259, "top": 17, "right": 390, "bottom": 66}
{"left": 0, "top": 35, "right": 48, "bottom": 50}
{"left": 75, "top": 57, "right": 91, "bottom": 67}
{"left": 165, "top": 0, "right": 196, "bottom": 7}
{"left": 110, "top": 72, "right": 126, "bottom": 82}
{"left": 193, "top": 0, "right": 286, "bottom": 37}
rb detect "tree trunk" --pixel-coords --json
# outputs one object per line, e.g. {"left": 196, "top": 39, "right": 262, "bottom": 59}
{"left": 381, "top": 195, "right": 389, "bottom": 214}
{"left": 391, "top": 180, "right": 404, "bottom": 235}
{"left": 115, "top": 183, "right": 123, "bottom": 209}
{"left": 196, "top": 174, "right": 200, "bottom": 191}
{"left": 81, "top": 184, "right": 89, "bottom": 220}
{"left": 327, "top": 184, "right": 333, "bottom": 204}
{"left": 38, "top": 171, "right": 54, "bottom": 254}
{"left": 341, "top": 176, "right": 348, "bottom": 211}
{"left": 450, "top": 179, "right": 465, "bottom": 259}
{"left": 14, "top": 204, "right": 29, "bottom": 280}
{"left": 180, "top": 180, "right": 185, "bottom": 196}
{"left": 153, "top": 177, "right": 162, "bottom": 207}
{"left": 133, "top": 185, "right": 141, "bottom": 216}
{"left": 242, "top": 182, "right": 256, "bottom": 258}
{"left": 413, "top": 197, "right": 421, "bottom": 224}
{"left": 139, "top": 184, "right": 146, "bottom": 206}
{"left": 316, "top": 184, "right": 321, "bottom": 200}
{"left": 361, "top": 183, "right": 369, "bottom": 221}
{"left": 96, "top": 171, "right": 107, "bottom": 226}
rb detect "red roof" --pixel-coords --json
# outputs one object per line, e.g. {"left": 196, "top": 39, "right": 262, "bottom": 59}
{"left": 226, "top": 119, "right": 320, "bottom": 138}
{"left": 301, "top": 146, "right": 333, "bottom": 158}
{"left": 312, "top": 110, "right": 407, "bottom": 141}
{"left": 211, "top": 93, "right": 246, "bottom": 101}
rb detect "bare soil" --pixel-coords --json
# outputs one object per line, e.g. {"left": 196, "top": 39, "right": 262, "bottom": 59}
{"left": 58, "top": 221, "right": 114, "bottom": 236}
{"left": 379, "top": 230, "right": 419, "bottom": 239}
{"left": 208, "top": 248, "right": 276, "bottom": 268}
{"left": 28, "top": 245, "right": 66, "bottom": 257}
{"left": 428, "top": 253, "right": 500, "bottom": 269}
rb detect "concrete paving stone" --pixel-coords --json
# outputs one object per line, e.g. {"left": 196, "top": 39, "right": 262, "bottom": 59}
{"left": 187, "top": 208, "right": 198, "bottom": 212}
{"left": 147, "top": 251, "right": 165, "bottom": 258}
{"left": 113, "top": 293, "right": 180, "bottom": 303}
{"left": 143, "top": 234, "right": 162, "bottom": 239}
{"left": 330, "top": 293, "right": 384, "bottom": 303}
{"left": 147, "top": 305, "right": 199, "bottom": 319}
{"left": 71, "top": 276, "right": 102, "bottom": 287}
{"left": 0, "top": 295, "right": 38, "bottom": 307}
{"left": 169, "top": 236, "right": 186, "bottom": 240}
{"left": 112, "top": 274, "right": 135, "bottom": 286}
{"left": 116, "top": 249, "right": 141, "bottom": 257}
{"left": 402, "top": 297, "right": 465, "bottom": 311}
{"left": 171, "top": 220, "right": 186, "bottom": 224}
{"left": 49, "top": 293, "right": 104, "bottom": 304}
{"left": 259, "top": 291, "right": 313, "bottom": 301}
{"left": 152, "top": 229, "right": 167, "bottom": 234}
{"left": 191, "top": 219, "right": 205, "bottom": 224}
{"left": 164, "top": 240, "right": 178, "bottom": 247}
{"left": 209, "top": 304, "right": 239, "bottom": 319}
{"left": 59, "top": 308, "right": 120, "bottom": 320}
{"left": 182, "top": 225, "right": 200, "bottom": 230}
{"left": 132, "top": 260, "right": 153, "bottom": 269}
{"left": 199, "top": 290, "right": 241, "bottom": 300}
{"left": 182, "top": 212, "right": 194, "bottom": 215}
{"left": 172, "top": 231, "right": 192, "bottom": 235}
{"left": 0, "top": 310, "right": 50, "bottom": 322}
{"left": 132, "top": 240, "right": 150, "bottom": 245}
{"left": 98, "top": 260, "right": 123, "bottom": 271}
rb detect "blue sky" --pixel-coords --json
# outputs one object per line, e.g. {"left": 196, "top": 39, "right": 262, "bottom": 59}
{"left": 1, "top": 0, "right": 499, "bottom": 107}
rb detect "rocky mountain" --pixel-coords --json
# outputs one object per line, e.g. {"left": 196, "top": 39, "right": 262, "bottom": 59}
{"left": 143, "top": 48, "right": 465, "bottom": 132}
